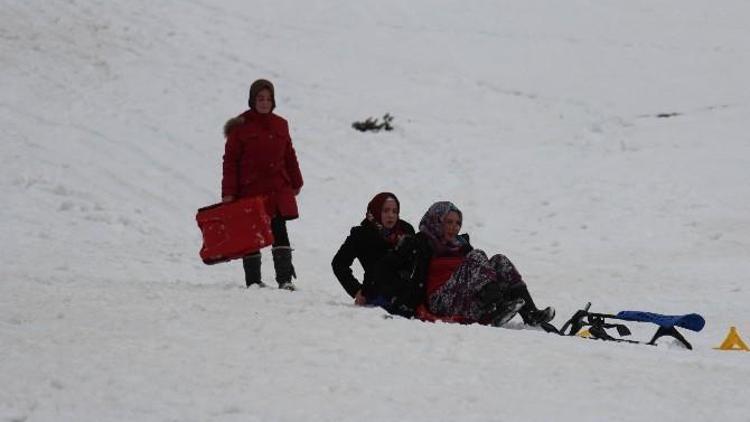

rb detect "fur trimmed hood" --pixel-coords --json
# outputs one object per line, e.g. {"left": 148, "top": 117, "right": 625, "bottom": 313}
{"left": 223, "top": 116, "right": 245, "bottom": 137}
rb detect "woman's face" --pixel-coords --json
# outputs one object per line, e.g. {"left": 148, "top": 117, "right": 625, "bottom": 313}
{"left": 380, "top": 198, "right": 399, "bottom": 229}
{"left": 254, "top": 89, "right": 273, "bottom": 114}
{"left": 442, "top": 211, "right": 461, "bottom": 242}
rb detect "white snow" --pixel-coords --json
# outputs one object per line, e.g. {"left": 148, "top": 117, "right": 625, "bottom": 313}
{"left": 2, "top": 1, "right": 750, "bottom": 421}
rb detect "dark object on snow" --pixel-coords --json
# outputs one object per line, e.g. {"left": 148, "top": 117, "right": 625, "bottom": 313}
{"left": 352, "top": 113, "right": 394, "bottom": 132}
{"left": 545, "top": 302, "right": 705, "bottom": 349}
{"left": 656, "top": 112, "right": 681, "bottom": 118}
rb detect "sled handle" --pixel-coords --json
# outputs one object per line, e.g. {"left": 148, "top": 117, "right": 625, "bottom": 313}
{"left": 557, "top": 302, "right": 593, "bottom": 336}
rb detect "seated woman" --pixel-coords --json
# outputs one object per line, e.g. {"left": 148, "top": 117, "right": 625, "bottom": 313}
{"left": 332, "top": 192, "right": 415, "bottom": 307}
{"left": 375, "top": 201, "right": 554, "bottom": 326}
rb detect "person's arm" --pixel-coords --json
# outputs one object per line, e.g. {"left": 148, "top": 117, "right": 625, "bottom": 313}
{"left": 221, "top": 134, "right": 241, "bottom": 201}
{"left": 283, "top": 122, "right": 303, "bottom": 194}
{"left": 353, "top": 290, "right": 367, "bottom": 305}
{"left": 331, "top": 232, "right": 363, "bottom": 299}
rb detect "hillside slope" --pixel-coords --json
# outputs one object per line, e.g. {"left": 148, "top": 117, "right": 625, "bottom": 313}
{"left": 2, "top": 2, "right": 750, "bottom": 421}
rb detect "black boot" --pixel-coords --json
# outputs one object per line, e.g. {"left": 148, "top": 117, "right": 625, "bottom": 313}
{"left": 272, "top": 246, "right": 297, "bottom": 290}
{"left": 508, "top": 284, "right": 555, "bottom": 326}
{"left": 477, "top": 282, "right": 524, "bottom": 326}
{"left": 242, "top": 253, "right": 266, "bottom": 288}
{"left": 477, "top": 281, "right": 509, "bottom": 314}
{"left": 509, "top": 284, "right": 536, "bottom": 318}
{"left": 489, "top": 298, "right": 526, "bottom": 327}
{"left": 527, "top": 307, "right": 555, "bottom": 326}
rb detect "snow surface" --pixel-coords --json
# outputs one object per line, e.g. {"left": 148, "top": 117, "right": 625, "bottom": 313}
{"left": 2, "top": 1, "right": 750, "bottom": 421}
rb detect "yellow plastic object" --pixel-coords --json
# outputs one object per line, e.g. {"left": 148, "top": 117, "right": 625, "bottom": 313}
{"left": 577, "top": 329, "right": 592, "bottom": 338}
{"left": 714, "top": 326, "right": 750, "bottom": 351}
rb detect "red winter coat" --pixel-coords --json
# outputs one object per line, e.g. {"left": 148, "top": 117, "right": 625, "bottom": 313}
{"left": 222, "top": 110, "right": 303, "bottom": 219}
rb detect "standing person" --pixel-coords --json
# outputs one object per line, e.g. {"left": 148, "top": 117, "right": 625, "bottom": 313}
{"left": 332, "top": 192, "right": 415, "bottom": 306}
{"left": 222, "top": 79, "right": 303, "bottom": 290}
{"left": 376, "top": 201, "right": 554, "bottom": 326}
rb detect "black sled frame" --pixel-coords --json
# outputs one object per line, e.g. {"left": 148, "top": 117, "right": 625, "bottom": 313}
{"left": 540, "top": 302, "right": 695, "bottom": 350}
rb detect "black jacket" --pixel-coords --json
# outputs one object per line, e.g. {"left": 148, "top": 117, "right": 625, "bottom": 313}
{"left": 374, "top": 233, "right": 472, "bottom": 314}
{"left": 332, "top": 219, "right": 415, "bottom": 299}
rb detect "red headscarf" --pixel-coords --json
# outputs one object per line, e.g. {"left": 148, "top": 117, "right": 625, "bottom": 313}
{"left": 366, "top": 192, "right": 408, "bottom": 246}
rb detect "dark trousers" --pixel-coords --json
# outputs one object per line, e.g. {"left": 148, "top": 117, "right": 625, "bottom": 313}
{"left": 270, "top": 216, "right": 290, "bottom": 247}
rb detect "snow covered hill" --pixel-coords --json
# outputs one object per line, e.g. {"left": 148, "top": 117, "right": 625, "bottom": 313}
{"left": 2, "top": 1, "right": 749, "bottom": 421}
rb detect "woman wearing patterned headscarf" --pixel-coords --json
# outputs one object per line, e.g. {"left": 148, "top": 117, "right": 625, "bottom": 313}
{"left": 376, "top": 201, "right": 554, "bottom": 326}
{"left": 332, "top": 192, "right": 415, "bottom": 306}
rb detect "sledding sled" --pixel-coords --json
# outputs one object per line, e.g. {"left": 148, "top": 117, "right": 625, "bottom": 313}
{"left": 196, "top": 196, "right": 274, "bottom": 265}
{"left": 545, "top": 302, "right": 706, "bottom": 350}
{"left": 415, "top": 304, "right": 472, "bottom": 324}
{"left": 414, "top": 299, "right": 528, "bottom": 327}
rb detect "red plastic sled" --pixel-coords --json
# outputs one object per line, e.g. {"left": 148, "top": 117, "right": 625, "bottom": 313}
{"left": 196, "top": 196, "right": 274, "bottom": 265}
{"left": 415, "top": 304, "right": 471, "bottom": 325}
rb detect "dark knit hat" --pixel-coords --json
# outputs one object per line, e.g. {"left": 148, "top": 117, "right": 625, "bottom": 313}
{"left": 248, "top": 79, "right": 275, "bottom": 111}
{"left": 367, "top": 192, "right": 400, "bottom": 225}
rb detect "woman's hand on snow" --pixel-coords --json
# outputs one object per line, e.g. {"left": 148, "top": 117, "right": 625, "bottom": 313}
{"left": 354, "top": 290, "right": 367, "bottom": 306}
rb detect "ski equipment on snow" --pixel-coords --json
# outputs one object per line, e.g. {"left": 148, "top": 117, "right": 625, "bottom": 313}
{"left": 546, "top": 302, "right": 705, "bottom": 349}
